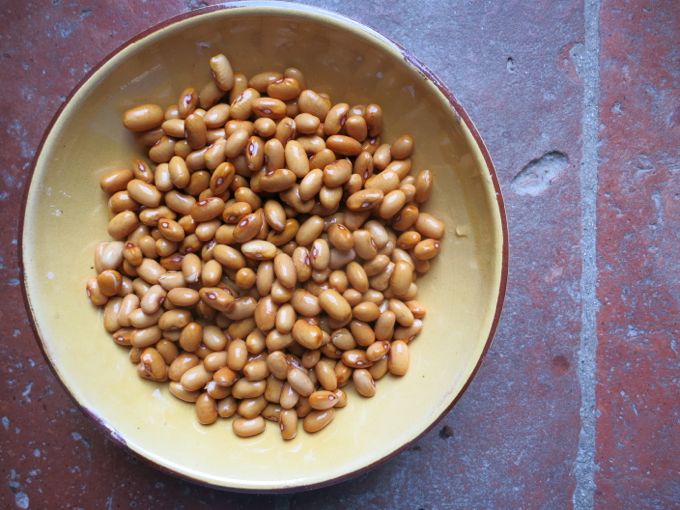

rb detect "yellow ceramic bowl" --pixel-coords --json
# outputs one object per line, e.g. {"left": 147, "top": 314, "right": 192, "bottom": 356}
{"left": 22, "top": 2, "right": 507, "bottom": 492}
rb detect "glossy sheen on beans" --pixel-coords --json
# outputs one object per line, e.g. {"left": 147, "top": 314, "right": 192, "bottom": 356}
{"left": 94, "top": 54, "right": 445, "bottom": 441}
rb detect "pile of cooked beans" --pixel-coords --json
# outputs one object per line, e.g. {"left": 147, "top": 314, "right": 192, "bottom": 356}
{"left": 86, "top": 54, "right": 444, "bottom": 439}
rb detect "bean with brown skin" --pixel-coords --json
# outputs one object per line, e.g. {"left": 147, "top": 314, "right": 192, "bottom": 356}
{"left": 117, "top": 294, "right": 139, "bottom": 328}
{"left": 405, "top": 300, "right": 427, "bottom": 320}
{"left": 363, "top": 220, "right": 389, "bottom": 250}
{"left": 209, "top": 54, "right": 234, "bottom": 91}
{"left": 364, "top": 104, "right": 383, "bottom": 137}
{"left": 180, "top": 364, "right": 212, "bottom": 392}
{"left": 177, "top": 87, "right": 198, "bottom": 118}
{"left": 312, "top": 359, "right": 337, "bottom": 391}
{"left": 293, "top": 112, "right": 319, "bottom": 135}
{"left": 161, "top": 119, "right": 184, "bottom": 138}
{"left": 341, "top": 349, "right": 373, "bottom": 369}
{"left": 266, "top": 76, "right": 301, "bottom": 101}
{"left": 213, "top": 366, "right": 238, "bottom": 387}
{"left": 109, "top": 190, "right": 139, "bottom": 214}
{"left": 252, "top": 97, "right": 287, "bottom": 120}
{"left": 310, "top": 239, "right": 330, "bottom": 271}
{"left": 378, "top": 190, "right": 406, "bottom": 219}
{"left": 308, "top": 390, "right": 338, "bottom": 410}
{"left": 307, "top": 149, "right": 333, "bottom": 171}
{"left": 290, "top": 289, "right": 320, "bottom": 317}
{"left": 353, "top": 368, "right": 376, "bottom": 397}
{"left": 390, "top": 134, "right": 414, "bottom": 160}
{"left": 414, "top": 239, "right": 441, "bottom": 260}
{"left": 334, "top": 360, "right": 353, "bottom": 387}
{"left": 345, "top": 114, "right": 367, "bottom": 141}
{"left": 199, "top": 80, "right": 223, "bottom": 110}
{"left": 166, "top": 287, "right": 199, "bottom": 307}
{"left": 328, "top": 271, "right": 348, "bottom": 293}
{"left": 414, "top": 169, "right": 433, "bottom": 203}
{"left": 103, "top": 297, "right": 121, "bottom": 332}
{"left": 231, "top": 379, "right": 266, "bottom": 399}
{"left": 157, "top": 218, "right": 184, "bottom": 243}
{"left": 261, "top": 200, "right": 285, "bottom": 232}
{"left": 137, "top": 347, "right": 168, "bottom": 381}
{"left": 149, "top": 136, "right": 176, "bottom": 163}
{"left": 222, "top": 201, "right": 252, "bottom": 224}
{"left": 233, "top": 211, "right": 264, "bottom": 243}
{"left": 295, "top": 215, "right": 324, "bottom": 246}
{"left": 275, "top": 304, "right": 296, "bottom": 334}
{"left": 204, "top": 103, "right": 230, "bottom": 128}
{"left": 278, "top": 409, "right": 298, "bottom": 440}
{"left": 236, "top": 396, "right": 266, "bottom": 420}
{"left": 290, "top": 246, "right": 312, "bottom": 284}
{"left": 394, "top": 318, "right": 423, "bottom": 342}
{"left": 206, "top": 380, "right": 231, "bottom": 400}
{"left": 318, "top": 289, "right": 351, "bottom": 321}
{"left": 326, "top": 225, "right": 353, "bottom": 253}
{"left": 298, "top": 168, "right": 323, "bottom": 201}
{"left": 224, "top": 127, "right": 249, "bottom": 158}
{"left": 372, "top": 143, "right": 392, "bottom": 171}
{"left": 215, "top": 396, "right": 237, "bottom": 418}
{"left": 415, "top": 213, "right": 445, "bottom": 240}
{"left": 346, "top": 189, "right": 384, "bottom": 212}
{"left": 230, "top": 88, "right": 260, "bottom": 120}
{"left": 135, "top": 127, "right": 163, "bottom": 147}
{"left": 210, "top": 162, "right": 235, "bottom": 196}
{"left": 140, "top": 284, "right": 166, "bottom": 314}
{"left": 350, "top": 320, "right": 375, "bottom": 347}
{"left": 241, "top": 240, "right": 277, "bottom": 260}
{"left": 388, "top": 340, "right": 410, "bottom": 376}
{"left": 195, "top": 393, "right": 218, "bottom": 425}
{"left": 213, "top": 244, "right": 246, "bottom": 270}
{"left": 178, "top": 253, "right": 199, "bottom": 284}
{"left": 203, "top": 351, "right": 228, "bottom": 372}
{"left": 392, "top": 203, "right": 420, "bottom": 231}
{"left": 323, "top": 160, "right": 352, "bottom": 188}
{"left": 397, "top": 230, "right": 422, "bottom": 250}
{"left": 286, "top": 366, "right": 315, "bottom": 398}
{"left": 352, "top": 230, "right": 378, "bottom": 261}
{"left": 322, "top": 103, "right": 348, "bottom": 135}
{"left": 107, "top": 211, "right": 139, "bottom": 240}
{"left": 123, "top": 104, "right": 164, "bottom": 132}
{"left": 165, "top": 190, "right": 196, "bottom": 216}
{"left": 158, "top": 309, "right": 192, "bottom": 331}
{"left": 248, "top": 71, "right": 282, "bottom": 92}
{"left": 169, "top": 382, "right": 200, "bottom": 402}
{"left": 168, "top": 353, "right": 200, "bottom": 382}
{"left": 303, "top": 409, "right": 335, "bottom": 433}
{"left": 298, "top": 90, "right": 330, "bottom": 120}
{"left": 265, "top": 351, "right": 288, "bottom": 381}
{"left": 352, "top": 301, "right": 381, "bottom": 322}
{"left": 372, "top": 309, "right": 395, "bottom": 341}
{"left": 233, "top": 416, "right": 265, "bottom": 437}
{"left": 292, "top": 319, "right": 324, "bottom": 350}
{"left": 100, "top": 168, "right": 133, "bottom": 194}
{"left": 326, "top": 135, "right": 362, "bottom": 156}
{"left": 96, "top": 269, "right": 123, "bottom": 297}
{"left": 390, "top": 261, "right": 413, "bottom": 299}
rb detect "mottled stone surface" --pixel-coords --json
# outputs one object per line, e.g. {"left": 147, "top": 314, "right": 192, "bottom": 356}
{"left": 595, "top": 1, "right": 680, "bottom": 508}
{"left": 0, "top": 1, "right": 677, "bottom": 509}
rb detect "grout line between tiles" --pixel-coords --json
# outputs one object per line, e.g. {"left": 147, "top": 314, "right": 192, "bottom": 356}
{"left": 573, "top": 0, "right": 601, "bottom": 508}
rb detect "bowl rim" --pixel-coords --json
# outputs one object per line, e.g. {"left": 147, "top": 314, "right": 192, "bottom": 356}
{"left": 19, "top": 0, "right": 509, "bottom": 493}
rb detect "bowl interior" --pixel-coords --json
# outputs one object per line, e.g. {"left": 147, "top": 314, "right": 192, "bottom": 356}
{"left": 23, "top": 4, "right": 505, "bottom": 490}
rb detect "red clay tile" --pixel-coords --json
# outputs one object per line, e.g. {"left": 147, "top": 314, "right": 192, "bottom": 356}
{"left": 595, "top": 1, "right": 680, "bottom": 508}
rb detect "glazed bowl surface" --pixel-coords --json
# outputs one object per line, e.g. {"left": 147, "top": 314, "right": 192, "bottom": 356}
{"left": 22, "top": 2, "right": 507, "bottom": 491}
